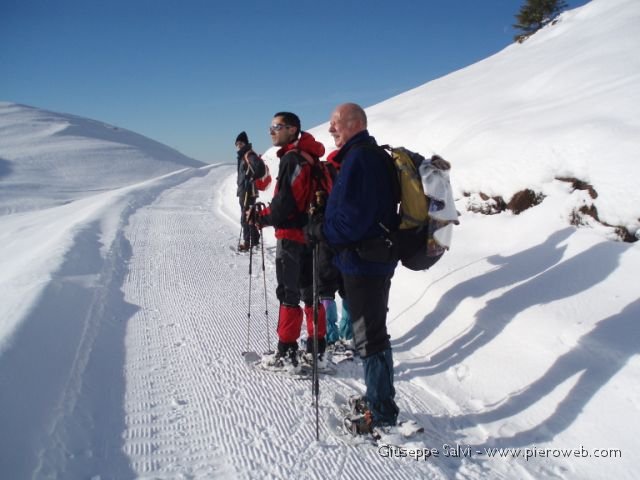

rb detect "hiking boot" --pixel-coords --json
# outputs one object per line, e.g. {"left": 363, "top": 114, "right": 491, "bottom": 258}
{"left": 237, "top": 242, "right": 250, "bottom": 252}
{"left": 344, "top": 410, "right": 373, "bottom": 436}
{"left": 348, "top": 395, "right": 368, "bottom": 415}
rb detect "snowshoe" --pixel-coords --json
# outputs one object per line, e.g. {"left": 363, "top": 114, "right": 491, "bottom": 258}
{"left": 372, "top": 420, "right": 425, "bottom": 444}
{"left": 300, "top": 351, "right": 337, "bottom": 375}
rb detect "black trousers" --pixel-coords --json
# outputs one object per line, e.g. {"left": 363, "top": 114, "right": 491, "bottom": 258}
{"left": 239, "top": 194, "right": 259, "bottom": 245}
{"left": 317, "top": 241, "right": 343, "bottom": 300}
{"left": 342, "top": 273, "right": 393, "bottom": 358}
{"left": 275, "top": 239, "right": 313, "bottom": 306}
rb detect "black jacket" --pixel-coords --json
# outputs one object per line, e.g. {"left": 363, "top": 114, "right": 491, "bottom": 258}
{"left": 236, "top": 143, "right": 266, "bottom": 200}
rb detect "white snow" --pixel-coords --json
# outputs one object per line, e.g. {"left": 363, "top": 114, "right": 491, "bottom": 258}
{"left": 0, "top": 0, "right": 639, "bottom": 478}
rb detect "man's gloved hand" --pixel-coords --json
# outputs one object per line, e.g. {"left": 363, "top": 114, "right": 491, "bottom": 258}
{"left": 248, "top": 202, "right": 266, "bottom": 228}
{"left": 304, "top": 214, "right": 325, "bottom": 246}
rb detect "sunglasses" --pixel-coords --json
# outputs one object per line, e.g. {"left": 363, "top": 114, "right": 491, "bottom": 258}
{"left": 269, "top": 123, "right": 291, "bottom": 133}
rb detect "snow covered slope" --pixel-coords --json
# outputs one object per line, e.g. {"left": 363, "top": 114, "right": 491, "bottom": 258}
{"left": 0, "top": 102, "right": 205, "bottom": 214}
{"left": 309, "top": 0, "right": 640, "bottom": 236}
{"left": 0, "top": 103, "right": 206, "bottom": 352}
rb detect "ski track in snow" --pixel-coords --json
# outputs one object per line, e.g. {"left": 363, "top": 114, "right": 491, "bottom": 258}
{"left": 121, "top": 166, "right": 477, "bottom": 479}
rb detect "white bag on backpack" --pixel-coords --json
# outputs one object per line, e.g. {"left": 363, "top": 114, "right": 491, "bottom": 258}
{"left": 419, "top": 160, "right": 459, "bottom": 249}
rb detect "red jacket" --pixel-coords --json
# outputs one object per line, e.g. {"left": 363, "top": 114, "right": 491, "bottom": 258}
{"left": 326, "top": 149, "right": 339, "bottom": 168}
{"left": 259, "top": 132, "right": 325, "bottom": 243}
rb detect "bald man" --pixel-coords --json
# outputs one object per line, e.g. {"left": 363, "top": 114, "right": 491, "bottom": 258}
{"left": 322, "top": 103, "right": 400, "bottom": 434}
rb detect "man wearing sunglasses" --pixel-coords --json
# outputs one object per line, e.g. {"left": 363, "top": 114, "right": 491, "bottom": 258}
{"left": 254, "top": 112, "right": 328, "bottom": 373}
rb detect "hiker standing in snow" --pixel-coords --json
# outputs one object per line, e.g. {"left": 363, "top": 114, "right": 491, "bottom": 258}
{"left": 252, "top": 112, "right": 328, "bottom": 372}
{"left": 316, "top": 150, "right": 353, "bottom": 349}
{"left": 236, "top": 131, "right": 265, "bottom": 252}
{"left": 306, "top": 103, "right": 400, "bottom": 434}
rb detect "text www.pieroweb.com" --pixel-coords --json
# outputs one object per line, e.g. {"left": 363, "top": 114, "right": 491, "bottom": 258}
{"left": 378, "top": 444, "right": 623, "bottom": 461}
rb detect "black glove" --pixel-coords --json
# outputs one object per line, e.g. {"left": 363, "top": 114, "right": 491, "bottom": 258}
{"left": 249, "top": 202, "right": 266, "bottom": 228}
{"left": 304, "top": 214, "right": 325, "bottom": 246}
{"left": 246, "top": 205, "right": 260, "bottom": 226}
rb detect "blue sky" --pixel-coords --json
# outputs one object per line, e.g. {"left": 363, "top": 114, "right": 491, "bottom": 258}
{"left": 1, "top": 0, "right": 589, "bottom": 163}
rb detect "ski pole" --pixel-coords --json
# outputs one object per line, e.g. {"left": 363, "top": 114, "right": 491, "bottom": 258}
{"left": 261, "top": 236, "right": 271, "bottom": 353}
{"left": 310, "top": 191, "right": 326, "bottom": 442}
{"left": 244, "top": 205, "right": 255, "bottom": 355}
{"left": 312, "top": 240, "right": 320, "bottom": 441}
{"left": 255, "top": 202, "right": 272, "bottom": 354}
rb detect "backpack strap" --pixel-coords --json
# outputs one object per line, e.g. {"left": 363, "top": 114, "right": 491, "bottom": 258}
{"left": 379, "top": 145, "right": 401, "bottom": 205}
{"left": 356, "top": 143, "right": 401, "bottom": 206}
{"left": 244, "top": 149, "right": 255, "bottom": 175}
{"left": 294, "top": 148, "right": 316, "bottom": 166}
{"left": 244, "top": 149, "right": 268, "bottom": 179}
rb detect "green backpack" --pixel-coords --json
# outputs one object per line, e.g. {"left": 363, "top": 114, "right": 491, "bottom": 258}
{"left": 382, "top": 145, "right": 457, "bottom": 271}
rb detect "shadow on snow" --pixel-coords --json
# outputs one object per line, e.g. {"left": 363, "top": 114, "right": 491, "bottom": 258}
{"left": 394, "top": 227, "right": 636, "bottom": 471}
{"left": 394, "top": 227, "right": 574, "bottom": 357}
{"left": 453, "top": 297, "right": 640, "bottom": 448}
{"left": 0, "top": 157, "right": 13, "bottom": 180}
{"left": 0, "top": 221, "right": 139, "bottom": 479}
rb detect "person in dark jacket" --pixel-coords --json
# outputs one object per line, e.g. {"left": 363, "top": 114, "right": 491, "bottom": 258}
{"left": 313, "top": 103, "right": 400, "bottom": 433}
{"left": 235, "top": 131, "right": 265, "bottom": 252}
{"left": 254, "top": 112, "right": 328, "bottom": 372}
{"left": 318, "top": 150, "right": 352, "bottom": 348}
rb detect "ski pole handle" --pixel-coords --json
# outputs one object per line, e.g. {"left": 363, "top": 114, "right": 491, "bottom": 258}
{"left": 315, "top": 191, "right": 327, "bottom": 208}
{"left": 309, "top": 191, "right": 327, "bottom": 216}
